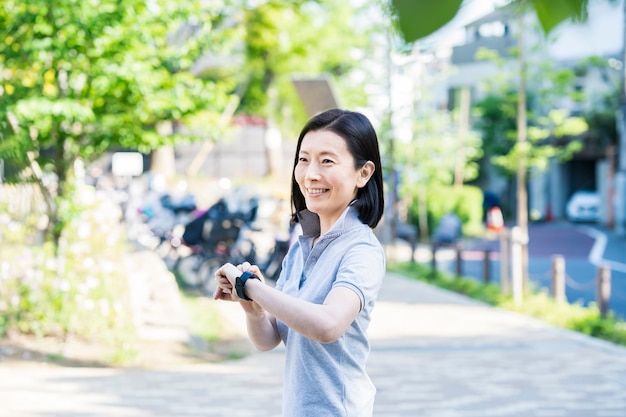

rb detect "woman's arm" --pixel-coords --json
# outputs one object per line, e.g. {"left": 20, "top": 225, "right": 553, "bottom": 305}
{"left": 216, "top": 263, "right": 361, "bottom": 344}
{"left": 239, "top": 273, "right": 361, "bottom": 344}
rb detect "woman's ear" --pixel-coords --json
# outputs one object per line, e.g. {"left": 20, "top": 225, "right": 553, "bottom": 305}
{"left": 357, "top": 161, "right": 375, "bottom": 188}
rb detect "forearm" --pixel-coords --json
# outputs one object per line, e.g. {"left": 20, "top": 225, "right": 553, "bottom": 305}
{"left": 245, "top": 311, "right": 281, "bottom": 351}
{"left": 244, "top": 279, "right": 351, "bottom": 344}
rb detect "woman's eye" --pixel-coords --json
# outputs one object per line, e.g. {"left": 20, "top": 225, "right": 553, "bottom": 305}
{"left": 322, "top": 159, "right": 334, "bottom": 164}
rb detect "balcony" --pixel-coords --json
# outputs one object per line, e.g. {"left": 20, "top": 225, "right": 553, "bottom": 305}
{"left": 451, "top": 36, "right": 515, "bottom": 65}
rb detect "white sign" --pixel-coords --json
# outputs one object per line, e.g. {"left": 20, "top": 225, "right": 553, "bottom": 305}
{"left": 111, "top": 152, "right": 143, "bottom": 177}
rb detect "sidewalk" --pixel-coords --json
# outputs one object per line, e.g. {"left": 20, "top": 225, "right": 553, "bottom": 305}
{"left": 1, "top": 266, "right": 625, "bottom": 416}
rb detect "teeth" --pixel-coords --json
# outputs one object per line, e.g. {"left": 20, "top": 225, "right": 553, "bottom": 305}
{"left": 307, "top": 188, "right": 327, "bottom": 194}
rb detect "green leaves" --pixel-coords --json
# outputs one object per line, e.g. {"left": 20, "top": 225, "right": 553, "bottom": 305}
{"left": 390, "top": 0, "right": 593, "bottom": 43}
{"left": 390, "top": 0, "right": 463, "bottom": 43}
{"left": 531, "top": 0, "right": 589, "bottom": 34}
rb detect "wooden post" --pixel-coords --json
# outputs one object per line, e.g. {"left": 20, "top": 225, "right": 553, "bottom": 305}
{"left": 500, "top": 229, "right": 510, "bottom": 295}
{"left": 510, "top": 226, "right": 523, "bottom": 305}
{"left": 551, "top": 255, "right": 566, "bottom": 302}
{"left": 596, "top": 266, "right": 612, "bottom": 318}
{"left": 431, "top": 243, "right": 437, "bottom": 279}
{"left": 483, "top": 249, "right": 491, "bottom": 284}
{"left": 455, "top": 243, "right": 462, "bottom": 278}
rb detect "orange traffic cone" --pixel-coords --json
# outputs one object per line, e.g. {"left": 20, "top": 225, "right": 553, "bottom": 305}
{"left": 486, "top": 207, "right": 504, "bottom": 232}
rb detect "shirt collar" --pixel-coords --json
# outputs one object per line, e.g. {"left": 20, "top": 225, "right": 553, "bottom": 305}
{"left": 296, "top": 201, "right": 360, "bottom": 238}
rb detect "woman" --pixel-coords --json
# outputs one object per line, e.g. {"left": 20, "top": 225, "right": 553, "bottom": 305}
{"left": 214, "top": 108, "right": 385, "bottom": 416}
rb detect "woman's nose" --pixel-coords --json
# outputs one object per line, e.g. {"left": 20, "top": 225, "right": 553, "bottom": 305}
{"left": 304, "top": 163, "right": 321, "bottom": 180}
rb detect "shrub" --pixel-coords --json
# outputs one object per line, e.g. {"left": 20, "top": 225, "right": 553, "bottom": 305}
{"left": 0, "top": 180, "right": 137, "bottom": 358}
{"left": 405, "top": 184, "right": 484, "bottom": 238}
{"left": 389, "top": 261, "right": 626, "bottom": 347}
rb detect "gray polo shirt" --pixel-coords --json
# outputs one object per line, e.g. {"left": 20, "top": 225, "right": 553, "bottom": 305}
{"left": 275, "top": 205, "right": 385, "bottom": 417}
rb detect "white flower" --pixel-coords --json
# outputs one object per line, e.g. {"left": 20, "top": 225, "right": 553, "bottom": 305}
{"left": 82, "top": 257, "right": 95, "bottom": 269}
{"left": 86, "top": 276, "right": 100, "bottom": 289}
{"left": 98, "top": 299, "right": 110, "bottom": 316}
{"left": 45, "top": 258, "right": 57, "bottom": 270}
{"left": 76, "top": 223, "right": 91, "bottom": 239}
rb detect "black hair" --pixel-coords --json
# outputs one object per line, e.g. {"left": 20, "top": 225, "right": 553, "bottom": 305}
{"left": 290, "top": 108, "right": 384, "bottom": 228}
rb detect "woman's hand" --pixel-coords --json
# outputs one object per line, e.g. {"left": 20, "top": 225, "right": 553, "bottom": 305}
{"left": 212, "top": 262, "right": 266, "bottom": 307}
{"left": 213, "top": 262, "right": 239, "bottom": 301}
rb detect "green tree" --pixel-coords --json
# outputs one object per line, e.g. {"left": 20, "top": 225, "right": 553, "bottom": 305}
{"left": 397, "top": 109, "right": 483, "bottom": 240}
{"left": 0, "top": 0, "right": 237, "bottom": 246}
{"left": 389, "top": 0, "right": 607, "bottom": 290}
{"left": 473, "top": 48, "right": 587, "bottom": 183}
{"left": 237, "top": 0, "right": 376, "bottom": 135}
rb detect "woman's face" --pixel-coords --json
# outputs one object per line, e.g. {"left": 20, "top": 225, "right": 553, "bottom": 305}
{"left": 295, "top": 129, "right": 373, "bottom": 232}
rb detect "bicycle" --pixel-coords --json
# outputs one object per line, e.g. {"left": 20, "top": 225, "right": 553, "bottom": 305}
{"left": 173, "top": 200, "right": 258, "bottom": 296}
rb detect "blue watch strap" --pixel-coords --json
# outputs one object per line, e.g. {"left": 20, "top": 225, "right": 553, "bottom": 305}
{"left": 236, "top": 271, "right": 259, "bottom": 301}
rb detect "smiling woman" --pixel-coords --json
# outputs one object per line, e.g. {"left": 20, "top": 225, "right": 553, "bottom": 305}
{"left": 294, "top": 129, "right": 375, "bottom": 234}
{"left": 213, "top": 108, "right": 386, "bottom": 417}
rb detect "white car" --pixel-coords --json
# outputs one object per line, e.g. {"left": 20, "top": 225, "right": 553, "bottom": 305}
{"left": 566, "top": 191, "right": 600, "bottom": 223}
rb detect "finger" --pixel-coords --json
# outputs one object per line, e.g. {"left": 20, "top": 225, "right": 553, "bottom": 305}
{"left": 246, "top": 264, "right": 265, "bottom": 282}
{"left": 237, "top": 261, "right": 251, "bottom": 272}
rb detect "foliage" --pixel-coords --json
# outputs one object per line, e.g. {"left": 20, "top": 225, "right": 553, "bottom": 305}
{"left": 389, "top": 0, "right": 595, "bottom": 42}
{"left": 576, "top": 56, "right": 622, "bottom": 146}
{"left": 0, "top": 0, "right": 237, "bottom": 243}
{"left": 393, "top": 100, "right": 483, "bottom": 239}
{"left": 0, "top": 181, "right": 138, "bottom": 362}
{"left": 388, "top": 261, "right": 626, "bottom": 347}
{"left": 403, "top": 184, "right": 484, "bottom": 238}
{"left": 396, "top": 111, "right": 482, "bottom": 186}
{"left": 237, "top": 0, "right": 378, "bottom": 136}
{"left": 473, "top": 45, "right": 588, "bottom": 178}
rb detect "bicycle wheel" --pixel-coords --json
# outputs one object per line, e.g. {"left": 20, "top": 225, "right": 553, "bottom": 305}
{"left": 264, "top": 240, "right": 288, "bottom": 281}
{"left": 174, "top": 252, "right": 205, "bottom": 288}
{"left": 197, "top": 257, "right": 223, "bottom": 296}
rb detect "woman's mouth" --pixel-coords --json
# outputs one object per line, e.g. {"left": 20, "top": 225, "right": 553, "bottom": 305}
{"left": 307, "top": 188, "right": 328, "bottom": 195}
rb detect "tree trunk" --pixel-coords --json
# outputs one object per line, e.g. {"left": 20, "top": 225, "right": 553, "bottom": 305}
{"left": 516, "top": 2, "right": 530, "bottom": 291}
{"left": 454, "top": 87, "right": 470, "bottom": 188}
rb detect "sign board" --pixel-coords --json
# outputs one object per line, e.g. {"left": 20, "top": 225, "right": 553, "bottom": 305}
{"left": 292, "top": 78, "right": 338, "bottom": 118}
{"left": 111, "top": 152, "right": 143, "bottom": 177}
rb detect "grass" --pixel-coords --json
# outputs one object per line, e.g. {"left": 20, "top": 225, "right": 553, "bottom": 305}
{"left": 179, "top": 289, "right": 223, "bottom": 342}
{"left": 388, "top": 260, "right": 626, "bottom": 347}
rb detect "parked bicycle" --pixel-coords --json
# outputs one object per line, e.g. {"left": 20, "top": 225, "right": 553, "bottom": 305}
{"left": 172, "top": 197, "right": 292, "bottom": 296}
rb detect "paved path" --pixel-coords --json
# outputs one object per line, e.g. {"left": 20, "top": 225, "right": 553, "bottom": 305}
{"left": 1, "top": 271, "right": 626, "bottom": 416}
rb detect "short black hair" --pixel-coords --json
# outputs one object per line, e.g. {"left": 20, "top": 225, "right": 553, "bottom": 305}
{"left": 290, "top": 108, "right": 384, "bottom": 229}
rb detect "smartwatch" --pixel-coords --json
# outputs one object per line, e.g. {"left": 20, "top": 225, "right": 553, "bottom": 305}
{"left": 235, "top": 271, "right": 260, "bottom": 301}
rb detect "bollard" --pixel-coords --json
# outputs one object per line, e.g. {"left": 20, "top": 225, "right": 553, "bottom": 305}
{"left": 455, "top": 243, "right": 462, "bottom": 278}
{"left": 483, "top": 249, "right": 491, "bottom": 284}
{"left": 500, "top": 229, "right": 510, "bottom": 295}
{"left": 596, "top": 266, "right": 611, "bottom": 318}
{"left": 551, "top": 255, "right": 566, "bottom": 302}
{"left": 510, "top": 226, "right": 523, "bottom": 306}
{"left": 431, "top": 243, "right": 437, "bottom": 279}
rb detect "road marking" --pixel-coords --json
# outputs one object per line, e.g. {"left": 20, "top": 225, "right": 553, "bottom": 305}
{"left": 579, "top": 226, "right": 626, "bottom": 273}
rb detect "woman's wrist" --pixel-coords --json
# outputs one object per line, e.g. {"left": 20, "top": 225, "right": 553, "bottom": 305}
{"left": 241, "top": 279, "right": 264, "bottom": 315}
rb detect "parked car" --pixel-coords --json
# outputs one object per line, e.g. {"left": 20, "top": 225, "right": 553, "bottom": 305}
{"left": 566, "top": 191, "right": 600, "bottom": 223}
